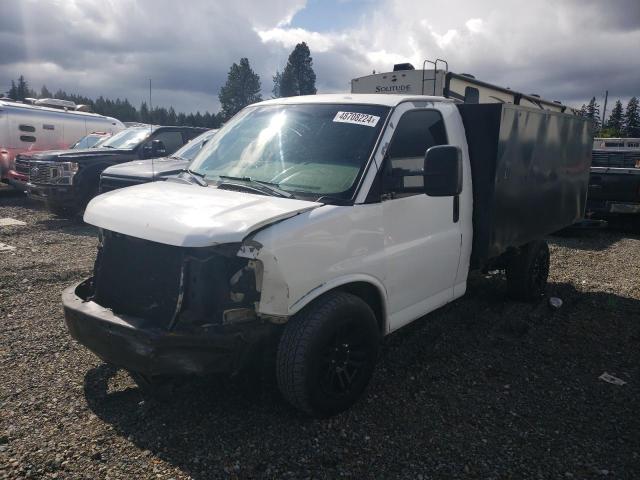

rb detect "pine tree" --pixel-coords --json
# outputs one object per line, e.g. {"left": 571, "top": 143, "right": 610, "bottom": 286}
{"left": 606, "top": 100, "right": 624, "bottom": 136}
{"left": 218, "top": 58, "right": 262, "bottom": 121}
{"left": 168, "top": 107, "right": 177, "bottom": 125}
{"left": 16, "top": 75, "right": 30, "bottom": 101}
{"left": 40, "top": 85, "right": 52, "bottom": 98}
{"left": 279, "top": 42, "right": 317, "bottom": 97}
{"left": 139, "top": 101, "right": 150, "bottom": 123}
{"left": 585, "top": 97, "right": 601, "bottom": 130}
{"left": 7, "top": 80, "right": 18, "bottom": 99}
{"left": 272, "top": 71, "right": 283, "bottom": 98}
{"left": 623, "top": 97, "right": 640, "bottom": 137}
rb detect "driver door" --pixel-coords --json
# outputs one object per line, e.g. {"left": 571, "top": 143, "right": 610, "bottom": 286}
{"left": 382, "top": 108, "right": 462, "bottom": 331}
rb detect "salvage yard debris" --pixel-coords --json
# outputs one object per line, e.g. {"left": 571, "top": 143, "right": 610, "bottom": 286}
{"left": 598, "top": 372, "right": 627, "bottom": 386}
{"left": 0, "top": 217, "right": 26, "bottom": 227}
{"left": 0, "top": 242, "right": 16, "bottom": 252}
{"left": 549, "top": 297, "right": 563, "bottom": 309}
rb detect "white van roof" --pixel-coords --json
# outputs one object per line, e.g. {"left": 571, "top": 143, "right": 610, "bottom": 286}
{"left": 256, "top": 93, "right": 453, "bottom": 108}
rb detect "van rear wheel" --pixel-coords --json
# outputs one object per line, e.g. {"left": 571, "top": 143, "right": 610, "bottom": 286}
{"left": 276, "top": 291, "right": 379, "bottom": 417}
{"left": 506, "top": 240, "right": 550, "bottom": 301}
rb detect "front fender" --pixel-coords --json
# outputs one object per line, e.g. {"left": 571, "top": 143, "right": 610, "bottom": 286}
{"left": 239, "top": 239, "right": 387, "bottom": 324}
{"left": 288, "top": 273, "right": 388, "bottom": 318}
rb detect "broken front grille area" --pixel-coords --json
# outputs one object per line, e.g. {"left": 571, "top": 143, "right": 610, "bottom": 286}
{"left": 92, "top": 230, "right": 258, "bottom": 330}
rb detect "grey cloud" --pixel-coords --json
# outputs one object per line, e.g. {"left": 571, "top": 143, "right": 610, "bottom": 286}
{"left": 1, "top": 0, "right": 638, "bottom": 114}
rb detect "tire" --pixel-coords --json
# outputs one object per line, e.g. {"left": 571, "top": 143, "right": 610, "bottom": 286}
{"left": 505, "top": 240, "right": 550, "bottom": 301}
{"left": 276, "top": 291, "right": 380, "bottom": 417}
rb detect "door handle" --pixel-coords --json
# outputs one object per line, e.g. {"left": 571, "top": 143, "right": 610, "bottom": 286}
{"left": 453, "top": 195, "right": 460, "bottom": 223}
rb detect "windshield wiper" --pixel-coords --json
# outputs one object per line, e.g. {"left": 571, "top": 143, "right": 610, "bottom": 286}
{"left": 101, "top": 145, "right": 115, "bottom": 148}
{"left": 179, "top": 168, "right": 208, "bottom": 186}
{"left": 217, "top": 175, "right": 294, "bottom": 198}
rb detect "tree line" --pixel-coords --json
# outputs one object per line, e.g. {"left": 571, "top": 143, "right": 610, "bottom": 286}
{"left": 579, "top": 96, "right": 640, "bottom": 137}
{"left": 5, "top": 75, "right": 221, "bottom": 128}
{"left": 4, "top": 42, "right": 317, "bottom": 129}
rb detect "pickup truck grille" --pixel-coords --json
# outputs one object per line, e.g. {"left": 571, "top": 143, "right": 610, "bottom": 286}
{"left": 28, "top": 162, "right": 58, "bottom": 184}
{"left": 592, "top": 150, "right": 640, "bottom": 168}
{"left": 15, "top": 157, "right": 31, "bottom": 177}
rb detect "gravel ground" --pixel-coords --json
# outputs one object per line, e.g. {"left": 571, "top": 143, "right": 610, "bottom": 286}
{"left": 1, "top": 185, "right": 639, "bottom": 479}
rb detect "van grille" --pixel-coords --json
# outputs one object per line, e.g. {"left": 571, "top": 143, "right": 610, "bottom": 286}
{"left": 94, "top": 232, "right": 184, "bottom": 327}
{"left": 92, "top": 231, "right": 257, "bottom": 328}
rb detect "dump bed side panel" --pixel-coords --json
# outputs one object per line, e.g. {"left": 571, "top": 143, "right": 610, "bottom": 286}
{"left": 458, "top": 104, "right": 592, "bottom": 268}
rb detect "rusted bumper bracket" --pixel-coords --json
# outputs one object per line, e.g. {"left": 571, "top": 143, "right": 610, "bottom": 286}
{"left": 63, "top": 279, "right": 274, "bottom": 376}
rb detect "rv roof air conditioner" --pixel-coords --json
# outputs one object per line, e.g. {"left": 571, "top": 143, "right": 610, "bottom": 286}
{"left": 393, "top": 63, "right": 415, "bottom": 71}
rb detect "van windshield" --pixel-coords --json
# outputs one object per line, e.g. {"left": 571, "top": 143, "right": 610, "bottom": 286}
{"left": 100, "top": 127, "right": 151, "bottom": 150}
{"left": 189, "top": 104, "right": 389, "bottom": 201}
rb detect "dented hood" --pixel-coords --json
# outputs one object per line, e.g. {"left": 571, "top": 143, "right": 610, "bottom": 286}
{"left": 84, "top": 181, "right": 321, "bottom": 247}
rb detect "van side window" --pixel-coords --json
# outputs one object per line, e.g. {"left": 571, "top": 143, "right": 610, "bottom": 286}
{"left": 385, "top": 110, "right": 448, "bottom": 195}
{"left": 19, "top": 125, "right": 36, "bottom": 132}
{"left": 20, "top": 135, "right": 36, "bottom": 143}
{"left": 464, "top": 87, "right": 480, "bottom": 104}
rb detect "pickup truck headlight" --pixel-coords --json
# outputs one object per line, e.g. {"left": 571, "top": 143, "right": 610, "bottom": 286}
{"left": 51, "top": 161, "right": 79, "bottom": 185}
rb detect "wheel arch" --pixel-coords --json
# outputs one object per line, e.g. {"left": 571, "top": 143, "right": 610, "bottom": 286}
{"left": 288, "top": 275, "right": 388, "bottom": 335}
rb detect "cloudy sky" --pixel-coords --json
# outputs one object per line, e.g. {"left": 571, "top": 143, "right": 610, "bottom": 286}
{"left": 1, "top": 0, "right": 639, "bottom": 115}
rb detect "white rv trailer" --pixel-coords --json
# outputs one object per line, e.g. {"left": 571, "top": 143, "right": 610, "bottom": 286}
{"left": 592, "top": 137, "right": 640, "bottom": 150}
{"left": 0, "top": 99, "right": 124, "bottom": 184}
{"left": 351, "top": 60, "right": 574, "bottom": 114}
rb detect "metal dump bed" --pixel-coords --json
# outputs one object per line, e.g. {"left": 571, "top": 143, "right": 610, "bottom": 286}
{"left": 457, "top": 103, "right": 592, "bottom": 268}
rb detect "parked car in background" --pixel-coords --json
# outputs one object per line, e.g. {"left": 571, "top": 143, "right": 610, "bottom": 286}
{"left": 586, "top": 137, "right": 640, "bottom": 219}
{"left": 99, "top": 129, "right": 217, "bottom": 193}
{"left": 0, "top": 98, "right": 124, "bottom": 187}
{"left": 63, "top": 94, "right": 591, "bottom": 417}
{"left": 24, "top": 125, "right": 207, "bottom": 216}
{"left": 11, "top": 132, "right": 115, "bottom": 192}
{"left": 70, "top": 132, "right": 113, "bottom": 150}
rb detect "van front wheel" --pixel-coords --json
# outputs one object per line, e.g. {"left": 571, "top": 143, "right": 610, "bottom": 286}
{"left": 276, "top": 291, "right": 380, "bottom": 417}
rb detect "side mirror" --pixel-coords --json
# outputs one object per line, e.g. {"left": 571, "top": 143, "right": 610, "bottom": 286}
{"left": 151, "top": 139, "right": 166, "bottom": 156}
{"left": 423, "top": 145, "right": 462, "bottom": 196}
{"left": 142, "top": 140, "right": 167, "bottom": 158}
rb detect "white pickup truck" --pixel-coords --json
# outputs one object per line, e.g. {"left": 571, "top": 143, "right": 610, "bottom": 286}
{"left": 63, "top": 94, "right": 591, "bottom": 417}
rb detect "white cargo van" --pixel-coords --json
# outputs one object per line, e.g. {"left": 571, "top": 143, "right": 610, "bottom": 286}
{"left": 0, "top": 99, "right": 124, "bottom": 186}
{"left": 63, "top": 94, "right": 591, "bottom": 417}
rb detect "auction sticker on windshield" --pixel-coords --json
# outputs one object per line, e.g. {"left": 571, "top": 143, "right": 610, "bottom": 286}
{"left": 333, "top": 111, "right": 380, "bottom": 127}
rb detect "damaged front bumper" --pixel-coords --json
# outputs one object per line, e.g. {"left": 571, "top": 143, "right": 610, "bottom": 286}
{"left": 63, "top": 279, "right": 276, "bottom": 376}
